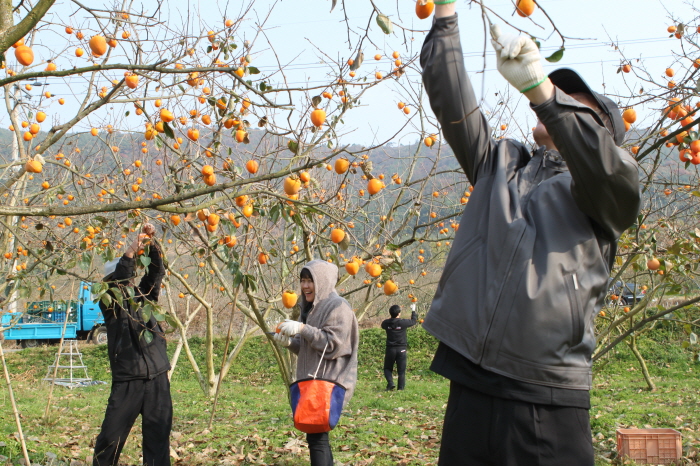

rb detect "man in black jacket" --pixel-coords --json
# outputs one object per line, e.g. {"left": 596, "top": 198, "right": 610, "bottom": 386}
{"left": 381, "top": 304, "right": 417, "bottom": 390}
{"left": 421, "top": 5, "right": 640, "bottom": 466}
{"left": 93, "top": 223, "right": 171, "bottom": 466}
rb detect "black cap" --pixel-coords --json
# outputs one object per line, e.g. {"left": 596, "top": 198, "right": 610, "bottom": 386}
{"left": 548, "top": 68, "right": 625, "bottom": 146}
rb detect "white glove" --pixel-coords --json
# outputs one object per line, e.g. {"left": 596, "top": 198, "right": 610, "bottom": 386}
{"left": 490, "top": 24, "right": 546, "bottom": 93}
{"left": 278, "top": 319, "right": 304, "bottom": 337}
{"left": 273, "top": 332, "right": 291, "bottom": 347}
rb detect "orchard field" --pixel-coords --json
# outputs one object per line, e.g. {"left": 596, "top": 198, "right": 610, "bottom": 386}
{"left": 2, "top": 0, "right": 700, "bottom": 465}
{"left": 0, "top": 329, "right": 699, "bottom": 466}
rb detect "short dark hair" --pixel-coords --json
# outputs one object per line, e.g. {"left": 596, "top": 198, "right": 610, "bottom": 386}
{"left": 300, "top": 268, "right": 313, "bottom": 281}
{"left": 389, "top": 305, "right": 401, "bottom": 318}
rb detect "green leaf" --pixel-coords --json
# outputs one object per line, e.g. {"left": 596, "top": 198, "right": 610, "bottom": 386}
{"left": 281, "top": 254, "right": 290, "bottom": 279}
{"left": 350, "top": 51, "right": 363, "bottom": 71}
{"left": 545, "top": 47, "right": 565, "bottom": 63}
{"left": 248, "top": 66, "right": 260, "bottom": 75}
{"left": 165, "top": 313, "right": 178, "bottom": 329}
{"left": 139, "top": 255, "right": 151, "bottom": 268}
{"left": 163, "top": 121, "right": 175, "bottom": 139}
{"left": 79, "top": 253, "right": 92, "bottom": 271}
{"left": 125, "top": 110, "right": 130, "bottom": 117}
{"left": 18, "top": 286, "right": 30, "bottom": 299}
{"left": 376, "top": 14, "right": 393, "bottom": 35}
{"left": 244, "top": 274, "right": 258, "bottom": 292}
{"left": 142, "top": 303, "right": 152, "bottom": 321}
{"left": 531, "top": 37, "right": 541, "bottom": 49}
{"left": 269, "top": 204, "right": 281, "bottom": 223}
{"left": 232, "top": 270, "right": 243, "bottom": 288}
{"left": 100, "top": 294, "right": 112, "bottom": 307}
{"left": 155, "top": 136, "right": 164, "bottom": 149}
{"left": 141, "top": 329, "right": 154, "bottom": 344}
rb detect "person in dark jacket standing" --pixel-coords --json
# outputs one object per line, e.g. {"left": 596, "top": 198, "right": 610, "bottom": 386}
{"left": 421, "top": 5, "right": 640, "bottom": 466}
{"left": 381, "top": 304, "right": 417, "bottom": 390}
{"left": 93, "top": 223, "right": 171, "bottom": 466}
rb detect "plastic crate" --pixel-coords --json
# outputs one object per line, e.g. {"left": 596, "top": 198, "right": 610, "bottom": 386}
{"left": 617, "top": 428, "right": 682, "bottom": 465}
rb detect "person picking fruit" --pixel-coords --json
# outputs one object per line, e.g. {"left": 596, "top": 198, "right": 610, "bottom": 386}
{"left": 420, "top": 4, "right": 640, "bottom": 465}
{"left": 274, "top": 260, "right": 358, "bottom": 466}
{"left": 380, "top": 303, "right": 418, "bottom": 391}
{"left": 93, "top": 222, "right": 171, "bottom": 466}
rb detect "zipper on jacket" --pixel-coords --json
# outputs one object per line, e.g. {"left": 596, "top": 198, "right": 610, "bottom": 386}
{"left": 565, "top": 273, "right": 584, "bottom": 344}
{"left": 479, "top": 224, "right": 528, "bottom": 364}
{"left": 520, "top": 151, "right": 546, "bottom": 207}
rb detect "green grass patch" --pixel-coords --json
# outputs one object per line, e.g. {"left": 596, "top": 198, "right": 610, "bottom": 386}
{"left": 0, "top": 328, "right": 698, "bottom": 465}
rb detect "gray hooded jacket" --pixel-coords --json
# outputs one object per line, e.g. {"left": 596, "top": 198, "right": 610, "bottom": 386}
{"left": 289, "top": 260, "right": 359, "bottom": 406}
{"left": 421, "top": 14, "right": 641, "bottom": 390}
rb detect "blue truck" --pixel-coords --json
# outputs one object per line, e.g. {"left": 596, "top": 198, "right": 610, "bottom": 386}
{"left": 1, "top": 281, "right": 106, "bottom": 348}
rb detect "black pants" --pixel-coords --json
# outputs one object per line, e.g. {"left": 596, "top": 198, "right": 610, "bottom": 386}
{"left": 307, "top": 432, "right": 333, "bottom": 466}
{"left": 93, "top": 373, "right": 173, "bottom": 466}
{"left": 383, "top": 346, "right": 407, "bottom": 389}
{"left": 439, "top": 381, "right": 593, "bottom": 466}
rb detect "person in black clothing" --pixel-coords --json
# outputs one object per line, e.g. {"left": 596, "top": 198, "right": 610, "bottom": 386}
{"left": 93, "top": 223, "right": 172, "bottom": 466}
{"left": 381, "top": 304, "right": 417, "bottom": 390}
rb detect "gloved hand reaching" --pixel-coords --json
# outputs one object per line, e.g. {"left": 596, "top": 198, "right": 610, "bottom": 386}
{"left": 273, "top": 332, "right": 291, "bottom": 347}
{"left": 278, "top": 319, "right": 304, "bottom": 337}
{"left": 490, "top": 24, "right": 546, "bottom": 93}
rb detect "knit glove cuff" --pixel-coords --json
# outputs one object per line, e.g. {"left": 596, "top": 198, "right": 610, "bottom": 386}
{"left": 279, "top": 319, "right": 304, "bottom": 337}
{"left": 490, "top": 24, "right": 546, "bottom": 93}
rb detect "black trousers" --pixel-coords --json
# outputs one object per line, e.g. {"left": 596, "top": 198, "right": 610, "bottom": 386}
{"left": 383, "top": 346, "right": 407, "bottom": 389}
{"left": 439, "top": 381, "right": 594, "bottom": 466}
{"left": 93, "top": 373, "right": 173, "bottom": 466}
{"left": 307, "top": 432, "right": 333, "bottom": 466}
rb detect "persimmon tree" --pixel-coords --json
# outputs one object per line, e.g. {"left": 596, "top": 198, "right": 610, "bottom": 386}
{"left": 588, "top": 10, "right": 700, "bottom": 389}
{"left": 0, "top": 0, "right": 476, "bottom": 409}
{"left": 0, "top": 0, "right": 691, "bottom": 421}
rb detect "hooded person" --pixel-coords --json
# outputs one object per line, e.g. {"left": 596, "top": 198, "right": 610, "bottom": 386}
{"left": 275, "top": 260, "right": 359, "bottom": 466}
{"left": 93, "top": 223, "right": 172, "bottom": 466}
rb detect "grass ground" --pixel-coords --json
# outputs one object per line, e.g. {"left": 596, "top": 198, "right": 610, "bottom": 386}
{"left": 0, "top": 328, "right": 698, "bottom": 465}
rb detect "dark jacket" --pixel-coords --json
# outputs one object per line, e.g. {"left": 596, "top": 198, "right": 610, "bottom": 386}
{"left": 421, "top": 15, "right": 641, "bottom": 390}
{"left": 381, "top": 311, "right": 418, "bottom": 348}
{"left": 100, "top": 242, "right": 170, "bottom": 382}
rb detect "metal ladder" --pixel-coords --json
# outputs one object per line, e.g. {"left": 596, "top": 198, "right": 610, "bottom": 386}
{"left": 44, "top": 339, "right": 92, "bottom": 387}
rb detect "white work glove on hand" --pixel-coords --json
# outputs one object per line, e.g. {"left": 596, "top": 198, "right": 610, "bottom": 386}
{"left": 273, "top": 332, "right": 291, "bottom": 347}
{"left": 278, "top": 319, "right": 304, "bottom": 337}
{"left": 490, "top": 24, "right": 546, "bottom": 93}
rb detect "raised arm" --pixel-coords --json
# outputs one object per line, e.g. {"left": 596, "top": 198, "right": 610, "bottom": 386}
{"left": 488, "top": 25, "right": 640, "bottom": 239}
{"left": 421, "top": 12, "right": 495, "bottom": 184}
{"left": 533, "top": 91, "right": 641, "bottom": 239}
{"left": 135, "top": 224, "right": 165, "bottom": 302}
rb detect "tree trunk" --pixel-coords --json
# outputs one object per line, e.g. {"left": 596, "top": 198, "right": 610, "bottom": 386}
{"left": 629, "top": 335, "right": 655, "bottom": 391}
